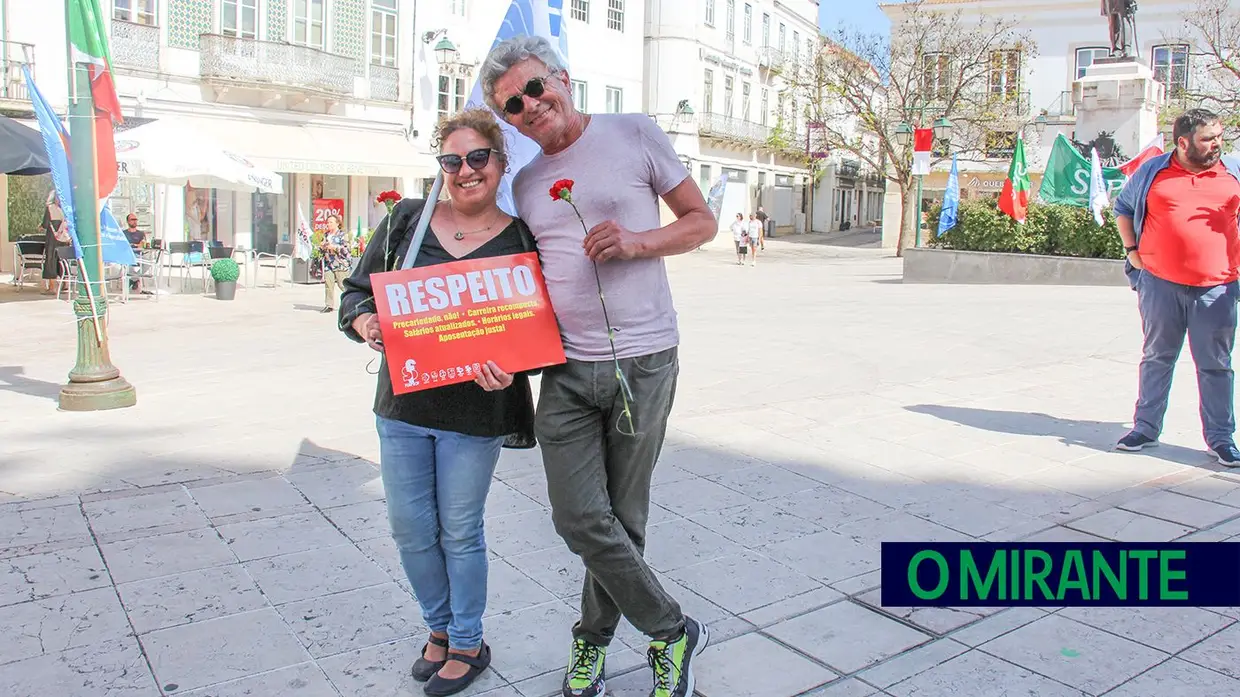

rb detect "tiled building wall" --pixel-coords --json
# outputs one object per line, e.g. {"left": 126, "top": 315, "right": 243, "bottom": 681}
{"left": 267, "top": 0, "right": 288, "bottom": 42}
{"left": 332, "top": 0, "right": 368, "bottom": 75}
{"left": 167, "top": 0, "right": 213, "bottom": 49}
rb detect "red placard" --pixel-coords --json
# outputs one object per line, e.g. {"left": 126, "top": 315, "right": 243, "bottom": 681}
{"left": 372, "top": 252, "right": 567, "bottom": 394}
{"left": 313, "top": 198, "right": 345, "bottom": 235}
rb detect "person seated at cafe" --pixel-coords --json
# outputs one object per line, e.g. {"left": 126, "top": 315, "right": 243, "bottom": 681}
{"left": 123, "top": 213, "right": 149, "bottom": 294}
{"left": 123, "top": 214, "right": 146, "bottom": 247}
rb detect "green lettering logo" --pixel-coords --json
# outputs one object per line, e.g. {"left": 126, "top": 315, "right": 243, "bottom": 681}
{"left": 909, "top": 550, "right": 949, "bottom": 600}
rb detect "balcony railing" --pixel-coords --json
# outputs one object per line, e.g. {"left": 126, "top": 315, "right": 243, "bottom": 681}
{"left": 1045, "top": 90, "right": 1075, "bottom": 117}
{"left": 369, "top": 64, "right": 399, "bottom": 101}
{"left": 199, "top": 34, "right": 356, "bottom": 98}
{"left": 838, "top": 159, "right": 860, "bottom": 178}
{"left": 111, "top": 20, "right": 160, "bottom": 72}
{"left": 1, "top": 40, "right": 34, "bottom": 102}
{"left": 757, "top": 46, "right": 785, "bottom": 70}
{"left": 698, "top": 112, "right": 772, "bottom": 144}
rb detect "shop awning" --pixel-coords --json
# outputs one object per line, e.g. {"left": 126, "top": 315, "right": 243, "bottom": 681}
{"left": 155, "top": 114, "right": 436, "bottom": 180}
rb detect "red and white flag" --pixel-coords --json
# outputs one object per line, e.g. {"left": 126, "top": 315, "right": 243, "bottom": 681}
{"left": 294, "top": 207, "right": 313, "bottom": 260}
{"left": 1119, "top": 134, "right": 1166, "bottom": 177}
{"left": 912, "top": 128, "right": 934, "bottom": 176}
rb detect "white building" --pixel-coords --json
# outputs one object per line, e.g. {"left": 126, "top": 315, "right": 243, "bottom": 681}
{"left": 644, "top": 0, "right": 869, "bottom": 235}
{"left": 878, "top": 0, "right": 1203, "bottom": 247}
{"left": 0, "top": 0, "right": 644, "bottom": 267}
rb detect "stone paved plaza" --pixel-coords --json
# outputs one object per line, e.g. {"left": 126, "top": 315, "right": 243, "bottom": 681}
{"left": 3, "top": 234, "right": 1240, "bottom": 697}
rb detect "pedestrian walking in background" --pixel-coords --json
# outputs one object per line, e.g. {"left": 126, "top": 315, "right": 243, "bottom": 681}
{"left": 39, "top": 191, "right": 69, "bottom": 294}
{"left": 1113, "top": 108, "right": 1240, "bottom": 466}
{"left": 747, "top": 212, "right": 762, "bottom": 266}
{"left": 731, "top": 213, "right": 748, "bottom": 265}
{"left": 319, "top": 214, "right": 353, "bottom": 314}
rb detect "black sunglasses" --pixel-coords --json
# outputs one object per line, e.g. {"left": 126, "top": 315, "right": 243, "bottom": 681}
{"left": 503, "top": 75, "right": 555, "bottom": 115}
{"left": 436, "top": 148, "right": 500, "bottom": 174}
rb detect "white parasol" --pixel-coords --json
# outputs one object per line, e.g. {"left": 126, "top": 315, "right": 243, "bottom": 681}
{"left": 114, "top": 119, "right": 283, "bottom": 194}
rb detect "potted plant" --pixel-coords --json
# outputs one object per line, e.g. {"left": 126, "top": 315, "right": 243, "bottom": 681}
{"left": 210, "top": 258, "right": 241, "bottom": 300}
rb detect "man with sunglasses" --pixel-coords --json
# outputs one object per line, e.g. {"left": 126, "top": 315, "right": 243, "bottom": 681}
{"left": 482, "top": 35, "right": 718, "bottom": 697}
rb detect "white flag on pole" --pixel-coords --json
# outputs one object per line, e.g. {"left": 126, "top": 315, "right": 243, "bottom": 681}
{"left": 295, "top": 207, "right": 314, "bottom": 260}
{"left": 1089, "top": 147, "right": 1109, "bottom": 226}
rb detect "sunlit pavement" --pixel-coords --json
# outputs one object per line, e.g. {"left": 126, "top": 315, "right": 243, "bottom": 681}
{"left": 2, "top": 236, "right": 1238, "bottom": 696}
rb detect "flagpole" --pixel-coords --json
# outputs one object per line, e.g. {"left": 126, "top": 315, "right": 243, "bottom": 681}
{"left": 59, "top": 0, "right": 136, "bottom": 411}
{"left": 914, "top": 175, "right": 923, "bottom": 248}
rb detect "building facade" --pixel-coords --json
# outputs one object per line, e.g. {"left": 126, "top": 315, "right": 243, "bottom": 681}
{"left": 644, "top": 0, "right": 840, "bottom": 234}
{"left": 878, "top": 0, "right": 1202, "bottom": 247}
{"left": 1, "top": 0, "right": 644, "bottom": 263}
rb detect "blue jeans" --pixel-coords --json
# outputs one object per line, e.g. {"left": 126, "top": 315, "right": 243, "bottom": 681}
{"left": 375, "top": 415, "right": 503, "bottom": 650}
{"left": 1133, "top": 271, "right": 1240, "bottom": 446}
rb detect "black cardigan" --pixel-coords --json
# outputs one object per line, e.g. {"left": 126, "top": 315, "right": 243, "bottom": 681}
{"left": 337, "top": 198, "right": 537, "bottom": 448}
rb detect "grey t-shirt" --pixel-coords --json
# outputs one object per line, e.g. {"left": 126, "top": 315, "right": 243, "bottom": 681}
{"left": 513, "top": 113, "right": 690, "bottom": 362}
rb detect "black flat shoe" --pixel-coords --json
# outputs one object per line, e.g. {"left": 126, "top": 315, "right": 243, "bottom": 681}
{"left": 411, "top": 634, "right": 449, "bottom": 683}
{"left": 423, "top": 643, "right": 491, "bottom": 696}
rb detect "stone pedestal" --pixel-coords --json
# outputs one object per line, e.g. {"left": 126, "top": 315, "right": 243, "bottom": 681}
{"left": 1072, "top": 59, "right": 1163, "bottom": 160}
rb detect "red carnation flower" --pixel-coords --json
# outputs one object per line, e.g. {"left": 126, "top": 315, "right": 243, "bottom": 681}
{"left": 549, "top": 179, "right": 574, "bottom": 201}
{"left": 376, "top": 190, "right": 402, "bottom": 205}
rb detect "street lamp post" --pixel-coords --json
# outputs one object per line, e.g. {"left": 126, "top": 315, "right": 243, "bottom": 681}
{"left": 58, "top": 0, "right": 136, "bottom": 411}
{"left": 894, "top": 114, "right": 952, "bottom": 248}
{"left": 423, "top": 29, "right": 460, "bottom": 67}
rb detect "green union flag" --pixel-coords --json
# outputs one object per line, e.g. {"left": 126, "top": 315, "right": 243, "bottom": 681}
{"left": 1038, "top": 134, "right": 1127, "bottom": 208}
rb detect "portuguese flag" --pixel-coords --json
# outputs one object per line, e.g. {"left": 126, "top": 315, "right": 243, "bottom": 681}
{"left": 68, "top": 0, "right": 122, "bottom": 197}
{"left": 998, "top": 135, "right": 1030, "bottom": 223}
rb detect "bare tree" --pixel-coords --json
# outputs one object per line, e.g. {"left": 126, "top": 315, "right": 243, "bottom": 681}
{"left": 777, "top": 1, "right": 1036, "bottom": 254}
{"left": 1168, "top": 0, "right": 1240, "bottom": 139}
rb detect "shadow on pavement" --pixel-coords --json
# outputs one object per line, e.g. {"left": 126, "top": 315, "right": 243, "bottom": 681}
{"left": 5, "top": 420, "right": 1240, "bottom": 697}
{"left": 0, "top": 365, "right": 62, "bottom": 401}
{"left": 905, "top": 403, "right": 1212, "bottom": 467}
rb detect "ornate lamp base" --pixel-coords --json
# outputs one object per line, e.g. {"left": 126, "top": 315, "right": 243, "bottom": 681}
{"left": 57, "top": 298, "right": 137, "bottom": 412}
{"left": 59, "top": 375, "right": 137, "bottom": 411}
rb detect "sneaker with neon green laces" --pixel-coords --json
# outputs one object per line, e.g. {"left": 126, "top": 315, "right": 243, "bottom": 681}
{"left": 646, "top": 616, "right": 709, "bottom": 697}
{"left": 563, "top": 638, "right": 606, "bottom": 697}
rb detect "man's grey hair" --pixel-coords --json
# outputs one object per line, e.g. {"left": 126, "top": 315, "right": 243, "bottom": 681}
{"left": 479, "top": 35, "right": 568, "bottom": 112}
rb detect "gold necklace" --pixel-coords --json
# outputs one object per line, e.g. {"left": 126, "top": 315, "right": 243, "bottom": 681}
{"left": 450, "top": 203, "right": 501, "bottom": 240}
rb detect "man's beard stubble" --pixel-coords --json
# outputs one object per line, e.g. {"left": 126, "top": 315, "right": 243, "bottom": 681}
{"left": 1187, "top": 143, "right": 1222, "bottom": 168}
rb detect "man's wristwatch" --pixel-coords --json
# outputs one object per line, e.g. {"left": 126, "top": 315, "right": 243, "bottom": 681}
{"left": 1125, "top": 245, "right": 1138, "bottom": 253}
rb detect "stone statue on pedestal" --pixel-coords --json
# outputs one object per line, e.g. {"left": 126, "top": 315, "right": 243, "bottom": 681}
{"left": 1101, "top": 0, "right": 1138, "bottom": 58}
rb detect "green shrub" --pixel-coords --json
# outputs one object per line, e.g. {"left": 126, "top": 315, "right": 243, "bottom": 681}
{"left": 928, "top": 199, "right": 1122, "bottom": 260}
{"left": 210, "top": 258, "right": 241, "bottom": 282}
{"left": 8, "top": 175, "right": 52, "bottom": 242}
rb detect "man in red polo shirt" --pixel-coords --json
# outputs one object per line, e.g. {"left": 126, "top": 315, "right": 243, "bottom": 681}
{"left": 1113, "top": 108, "right": 1240, "bottom": 465}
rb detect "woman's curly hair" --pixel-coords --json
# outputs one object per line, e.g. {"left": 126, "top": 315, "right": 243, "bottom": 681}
{"left": 433, "top": 108, "right": 510, "bottom": 169}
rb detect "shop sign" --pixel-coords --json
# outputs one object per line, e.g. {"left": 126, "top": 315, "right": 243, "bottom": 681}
{"left": 312, "top": 198, "right": 345, "bottom": 235}
{"left": 273, "top": 159, "right": 372, "bottom": 176}
{"left": 703, "top": 52, "right": 754, "bottom": 76}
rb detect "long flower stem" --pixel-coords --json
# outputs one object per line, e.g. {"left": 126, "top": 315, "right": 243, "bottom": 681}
{"left": 568, "top": 200, "right": 636, "bottom": 435}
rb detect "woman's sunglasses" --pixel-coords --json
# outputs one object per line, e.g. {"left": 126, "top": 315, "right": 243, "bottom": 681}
{"left": 503, "top": 75, "right": 555, "bottom": 115}
{"left": 436, "top": 148, "right": 500, "bottom": 174}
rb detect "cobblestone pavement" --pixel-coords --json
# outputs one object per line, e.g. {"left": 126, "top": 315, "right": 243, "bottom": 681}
{"left": 2, "top": 237, "right": 1239, "bottom": 697}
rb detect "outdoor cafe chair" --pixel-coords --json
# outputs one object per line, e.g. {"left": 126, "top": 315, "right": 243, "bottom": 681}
{"left": 103, "top": 262, "right": 129, "bottom": 304}
{"left": 130, "top": 248, "right": 162, "bottom": 301}
{"left": 166, "top": 241, "right": 211, "bottom": 293}
{"left": 255, "top": 243, "right": 294, "bottom": 288}
{"left": 54, "top": 246, "right": 81, "bottom": 301}
{"left": 11, "top": 238, "right": 45, "bottom": 290}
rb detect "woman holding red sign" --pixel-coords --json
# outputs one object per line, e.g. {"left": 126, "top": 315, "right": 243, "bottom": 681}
{"left": 337, "top": 109, "right": 537, "bottom": 696}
